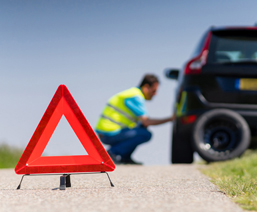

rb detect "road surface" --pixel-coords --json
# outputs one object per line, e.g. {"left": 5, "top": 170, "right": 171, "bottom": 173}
{"left": 0, "top": 165, "right": 243, "bottom": 212}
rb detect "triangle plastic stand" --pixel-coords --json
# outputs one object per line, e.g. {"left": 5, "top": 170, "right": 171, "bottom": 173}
{"left": 15, "top": 85, "right": 115, "bottom": 175}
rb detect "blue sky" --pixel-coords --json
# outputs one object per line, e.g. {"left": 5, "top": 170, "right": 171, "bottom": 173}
{"left": 1, "top": 0, "right": 257, "bottom": 164}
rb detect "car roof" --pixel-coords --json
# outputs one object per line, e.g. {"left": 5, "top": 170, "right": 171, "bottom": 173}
{"left": 210, "top": 26, "right": 257, "bottom": 32}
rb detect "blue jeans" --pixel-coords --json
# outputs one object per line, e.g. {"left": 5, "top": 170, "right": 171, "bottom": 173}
{"left": 99, "top": 125, "right": 152, "bottom": 159}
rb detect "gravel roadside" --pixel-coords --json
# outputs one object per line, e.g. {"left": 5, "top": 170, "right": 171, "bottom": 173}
{"left": 0, "top": 165, "right": 243, "bottom": 212}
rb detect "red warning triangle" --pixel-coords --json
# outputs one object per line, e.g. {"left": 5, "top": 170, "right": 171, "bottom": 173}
{"left": 15, "top": 85, "right": 115, "bottom": 175}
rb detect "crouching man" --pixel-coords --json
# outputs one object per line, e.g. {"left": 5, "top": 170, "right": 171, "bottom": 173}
{"left": 95, "top": 74, "right": 174, "bottom": 165}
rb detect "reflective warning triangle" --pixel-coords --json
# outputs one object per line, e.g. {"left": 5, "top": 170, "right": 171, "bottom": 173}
{"left": 15, "top": 85, "right": 115, "bottom": 174}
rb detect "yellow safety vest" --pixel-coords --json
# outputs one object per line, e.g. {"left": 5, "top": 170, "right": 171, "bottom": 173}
{"left": 95, "top": 87, "right": 145, "bottom": 134}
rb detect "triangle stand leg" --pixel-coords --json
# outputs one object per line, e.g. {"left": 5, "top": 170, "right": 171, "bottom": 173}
{"left": 17, "top": 175, "right": 26, "bottom": 190}
{"left": 60, "top": 175, "right": 66, "bottom": 190}
{"left": 66, "top": 174, "right": 71, "bottom": 187}
{"left": 102, "top": 172, "right": 114, "bottom": 187}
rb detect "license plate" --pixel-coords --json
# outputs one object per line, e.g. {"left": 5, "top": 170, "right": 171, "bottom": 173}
{"left": 236, "top": 78, "right": 257, "bottom": 90}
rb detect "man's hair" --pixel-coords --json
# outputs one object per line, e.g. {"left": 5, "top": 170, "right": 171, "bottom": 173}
{"left": 139, "top": 74, "right": 159, "bottom": 87}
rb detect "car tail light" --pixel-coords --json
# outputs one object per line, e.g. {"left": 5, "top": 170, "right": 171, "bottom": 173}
{"left": 185, "top": 50, "right": 208, "bottom": 74}
{"left": 185, "top": 32, "right": 212, "bottom": 75}
{"left": 180, "top": 115, "right": 197, "bottom": 124}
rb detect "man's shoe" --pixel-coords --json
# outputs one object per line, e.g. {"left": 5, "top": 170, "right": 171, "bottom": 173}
{"left": 107, "top": 150, "right": 143, "bottom": 165}
{"left": 120, "top": 157, "right": 143, "bottom": 165}
{"left": 107, "top": 150, "right": 122, "bottom": 164}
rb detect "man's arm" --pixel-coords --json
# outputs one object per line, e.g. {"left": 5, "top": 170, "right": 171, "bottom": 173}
{"left": 139, "top": 114, "right": 175, "bottom": 127}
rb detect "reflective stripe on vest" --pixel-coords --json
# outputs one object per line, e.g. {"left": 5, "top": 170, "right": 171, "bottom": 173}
{"left": 106, "top": 103, "right": 137, "bottom": 123}
{"left": 100, "top": 114, "right": 127, "bottom": 128}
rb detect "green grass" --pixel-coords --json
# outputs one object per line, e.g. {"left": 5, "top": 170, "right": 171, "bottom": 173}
{"left": 0, "top": 143, "right": 23, "bottom": 168}
{"left": 201, "top": 150, "right": 257, "bottom": 211}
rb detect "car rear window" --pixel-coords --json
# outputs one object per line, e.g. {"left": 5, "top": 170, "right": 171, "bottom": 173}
{"left": 207, "top": 30, "right": 257, "bottom": 64}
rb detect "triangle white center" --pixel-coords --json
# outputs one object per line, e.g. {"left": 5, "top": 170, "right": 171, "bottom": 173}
{"left": 43, "top": 115, "right": 88, "bottom": 156}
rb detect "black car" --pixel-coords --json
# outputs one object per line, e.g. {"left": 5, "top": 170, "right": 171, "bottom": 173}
{"left": 166, "top": 26, "right": 257, "bottom": 163}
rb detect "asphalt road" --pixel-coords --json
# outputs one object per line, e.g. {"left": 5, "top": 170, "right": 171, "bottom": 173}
{"left": 0, "top": 165, "right": 243, "bottom": 212}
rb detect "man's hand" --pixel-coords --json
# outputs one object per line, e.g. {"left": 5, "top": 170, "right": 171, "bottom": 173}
{"left": 139, "top": 114, "right": 175, "bottom": 127}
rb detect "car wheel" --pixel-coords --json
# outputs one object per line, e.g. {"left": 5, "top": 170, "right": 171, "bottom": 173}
{"left": 172, "top": 123, "right": 194, "bottom": 164}
{"left": 193, "top": 109, "right": 250, "bottom": 162}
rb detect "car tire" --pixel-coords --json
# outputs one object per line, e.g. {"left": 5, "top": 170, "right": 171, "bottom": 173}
{"left": 192, "top": 109, "right": 250, "bottom": 162}
{"left": 172, "top": 123, "right": 194, "bottom": 164}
